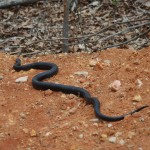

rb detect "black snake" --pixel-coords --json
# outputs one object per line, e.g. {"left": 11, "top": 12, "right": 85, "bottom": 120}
{"left": 13, "top": 58, "right": 148, "bottom": 122}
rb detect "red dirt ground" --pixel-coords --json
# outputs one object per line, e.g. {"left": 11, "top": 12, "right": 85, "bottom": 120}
{"left": 0, "top": 48, "right": 149, "bottom": 150}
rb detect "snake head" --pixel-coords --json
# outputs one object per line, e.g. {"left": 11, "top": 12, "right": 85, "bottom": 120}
{"left": 13, "top": 58, "right": 22, "bottom": 71}
{"left": 15, "top": 58, "right": 21, "bottom": 65}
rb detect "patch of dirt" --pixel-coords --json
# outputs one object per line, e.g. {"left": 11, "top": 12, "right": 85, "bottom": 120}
{"left": 0, "top": 48, "right": 150, "bottom": 150}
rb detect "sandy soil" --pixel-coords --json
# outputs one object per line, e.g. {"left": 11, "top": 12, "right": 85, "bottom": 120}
{"left": 0, "top": 48, "right": 149, "bottom": 150}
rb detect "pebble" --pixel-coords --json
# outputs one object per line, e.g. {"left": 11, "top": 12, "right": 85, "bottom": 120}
{"left": 79, "top": 44, "right": 85, "bottom": 50}
{"left": 139, "top": 117, "right": 145, "bottom": 122}
{"left": 115, "top": 132, "right": 122, "bottom": 137}
{"left": 30, "top": 129, "right": 37, "bottom": 137}
{"left": 44, "top": 132, "right": 52, "bottom": 137}
{"left": 107, "top": 123, "right": 112, "bottom": 128}
{"left": 144, "top": 69, "right": 150, "bottom": 74}
{"left": 92, "top": 131, "right": 99, "bottom": 136}
{"left": 69, "top": 107, "right": 77, "bottom": 114}
{"left": 128, "top": 131, "right": 136, "bottom": 139}
{"left": 94, "top": 62, "right": 104, "bottom": 70}
{"left": 125, "top": 64, "right": 133, "bottom": 72}
{"left": 39, "top": 127, "right": 52, "bottom": 137}
{"left": 72, "top": 126, "right": 79, "bottom": 131}
{"left": 108, "top": 136, "right": 116, "bottom": 143}
{"left": 133, "top": 59, "right": 140, "bottom": 65}
{"left": 89, "top": 60, "right": 98, "bottom": 67}
{"left": 109, "top": 80, "right": 121, "bottom": 91}
{"left": 92, "top": 122, "right": 98, "bottom": 127}
{"left": 78, "top": 121, "right": 89, "bottom": 127}
{"left": 101, "top": 134, "right": 108, "bottom": 138}
{"left": 100, "top": 134, "right": 107, "bottom": 142}
{"left": 135, "top": 79, "right": 143, "bottom": 88}
{"left": 44, "top": 89, "right": 53, "bottom": 96}
{"left": 74, "top": 71, "right": 88, "bottom": 77}
{"left": 5, "top": 47, "right": 10, "bottom": 52}
{"left": 8, "top": 114, "right": 16, "bottom": 125}
{"left": 0, "top": 133, "right": 5, "bottom": 138}
{"left": 89, "top": 118, "right": 99, "bottom": 122}
{"left": 119, "top": 139, "right": 125, "bottom": 145}
{"left": 20, "top": 112, "right": 26, "bottom": 119}
{"left": 89, "top": 1, "right": 99, "bottom": 6}
{"left": 132, "top": 94, "right": 142, "bottom": 102}
{"left": 106, "top": 130, "right": 115, "bottom": 136}
{"left": 15, "top": 76, "right": 28, "bottom": 83}
{"left": 22, "top": 128, "right": 29, "bottom": 134}
{"left": 61, "top": 94, "right": 67, "bottom": 98}
{"left": 0, "top": 75, "right": 3, "bottom": 80}
{"left": 103, "top": 60, "right": 111, "bottom": 66}
{"left": 79, "top": 134, "right": 84, "bottom": 139}
{"left": 83, "top": 82, "right": 91, "bottom": 88}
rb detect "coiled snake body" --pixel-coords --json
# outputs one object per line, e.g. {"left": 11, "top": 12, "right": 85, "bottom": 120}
{"left": 13, "top": 58, "right": 148, "bottom": 122}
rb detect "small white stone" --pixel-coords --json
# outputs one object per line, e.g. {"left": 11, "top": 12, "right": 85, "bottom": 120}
{"left": 45, "top": 132, "right": 52, "bottom": 137}
{"left": 79, "top": 44, "right": 85, "bottom": 50}
{"left": 132, "top": 95, "right": 142, "bottom": 102}
{"left": 93, "top": 123, "right": 98, "bottom": 127}
{"left": 30, "top": 129, "right": 37, "bottom": 137}
{"left": 103, "top": 60, "right": 111, "bottom": 66}
{"left": 61, "top": 94, "right": 67, "bottom": 98}
{"left": 89, "top": 118, "right": 99, "bottom": 122}
{"left": 136, "top": 79, "right": 143, "bottom": 88}
{"left": 69, "top": 107, "right": 77, "bottom": 114}
{"left": 22, "top": 128, "right": 29, "bottom": 134}
{"left": 119, "top": 139, "right": 125, "bottom": 145}
{"left": 20, "top": 112, "right": 26, "bottom": 119}
{"left": 100, "top": 134, "right": 108, "bottom": 138}
{"left": 109, "top": 80, "right": 121, "bottom": 91}
{"left": 74, "top": 71, "right": 88, "bottom": 77}
{"left": 72, "top": 126, "right": 79, "bottom": 131}
{"left": 79, "top": 134, "right": 84, "bottom": 139}
{"left": 92, "top": 131, "right": 99, "bottom": 136}
{"left": 15, "top": 76, "right": 28, "bottom": 83}
{"left": 128, "top": 131, "right": 136, "bottom": 139}
{"left": 139, "top": 117, "right": 145, "bottom": 122}
{"left": 107, "top": 123, "right": 112, "bottom": 128}
{"left": 108, "top": 136, "right": 116, "bottom": 143}
{"left": 89, "top": 1, "right": 99, "bottom": 6}
{"left": 115, "top": 132, "right": 122, "bottom": 137}
{"left": 5, "top": 47, "right": 10, "bottom": 52}
{"left": 89, "top": 60, "right": 98, "bottom": 67}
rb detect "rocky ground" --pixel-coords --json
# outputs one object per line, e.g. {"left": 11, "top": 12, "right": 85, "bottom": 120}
{"left": 0, "top": 47, "right": 149, "bottom": 150}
